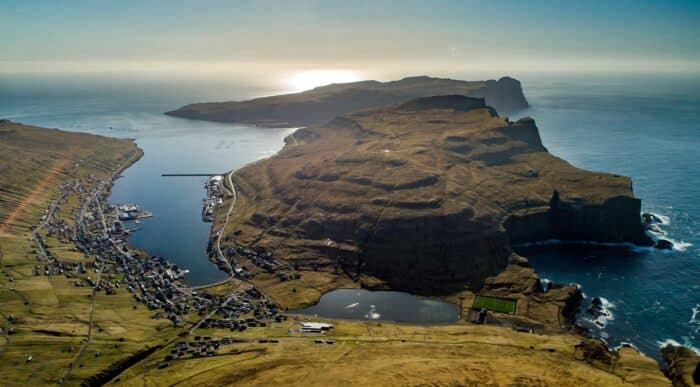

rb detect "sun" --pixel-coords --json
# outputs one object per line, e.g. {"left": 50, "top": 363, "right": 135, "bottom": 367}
{"left": 288, "top": 70, "right": 361, "bottom": 92}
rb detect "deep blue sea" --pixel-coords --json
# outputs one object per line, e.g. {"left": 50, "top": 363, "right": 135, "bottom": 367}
{"left": 0, "top": 72, "right": 698, "bottom": 361}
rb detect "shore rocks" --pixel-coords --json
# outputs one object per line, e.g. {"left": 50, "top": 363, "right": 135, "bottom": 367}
{"left": 586, "top": 297, "right": 612, "bottom": 326}
{"left": 661, "top": 344, "right": 700, "bottom": 386}
{"left": 655, "top": 239, "right": 674, "bottom": 250}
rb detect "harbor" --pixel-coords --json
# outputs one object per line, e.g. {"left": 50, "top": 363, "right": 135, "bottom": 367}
{"left": 201, "top": 175, "right": 224, "bottom": 222}
{"left": 28, "top": 156, "right": 290, "bottom": 337}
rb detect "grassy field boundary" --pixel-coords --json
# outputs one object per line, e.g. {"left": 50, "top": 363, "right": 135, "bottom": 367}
{"left": 473, "top": 295, "right": 517, "bottom": 314}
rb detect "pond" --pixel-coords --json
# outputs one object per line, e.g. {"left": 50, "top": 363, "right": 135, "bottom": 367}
{"left": 294, "top": 288, "right": 459, "bottom": 324}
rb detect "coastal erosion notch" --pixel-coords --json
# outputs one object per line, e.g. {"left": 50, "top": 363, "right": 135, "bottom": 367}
{"left": 223, "top": 94, "right": 653, "bottom": 310}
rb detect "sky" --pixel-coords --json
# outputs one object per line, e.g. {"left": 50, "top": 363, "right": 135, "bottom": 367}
{"left": 1, "top": 0, "right": 699, "bottom": 78}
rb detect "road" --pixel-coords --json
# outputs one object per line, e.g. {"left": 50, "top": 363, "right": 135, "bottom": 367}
{"left": 215, "top": 171, "right": 237, "bottom": 275}
{"left": 188, "top": 284, "right": 239, "bottom": 335}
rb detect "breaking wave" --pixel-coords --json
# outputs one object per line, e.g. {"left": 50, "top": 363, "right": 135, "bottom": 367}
{"left": 657, "top": 338, "right": 700, "bottom": 355}
{"left": 613, "top": 342, "right": 645, "bottom": 356}
{"left": 584, "top": 297, "right": 616, "bottom": 328}
{"left": 643, "top": 212, "right": 693, "bottom": 252}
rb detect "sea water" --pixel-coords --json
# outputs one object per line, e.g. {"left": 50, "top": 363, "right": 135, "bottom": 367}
{"left": 511, "top": 74, "right": 700, "bottom": 360}
{"left": 1, "top": 72, "right": 698, "bottom": 358}
{"left": 0, "top": 74, "right": 293, "bottom": 285}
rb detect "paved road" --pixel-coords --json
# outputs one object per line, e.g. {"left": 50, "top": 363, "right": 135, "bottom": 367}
{"left": 215, "top": 171, "right": 237, "bottom": 275}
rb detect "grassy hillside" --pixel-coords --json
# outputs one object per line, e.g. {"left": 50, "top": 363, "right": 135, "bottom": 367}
{"left": 222, "top": 95, "right": 648, "bottom": 302}
{"left": 113, "top": 318, "right": 669, "bottom": 386}
{"left": 0, "top": 120, "right": 166, "bottom": 386}
{"left": 0, "top": 120, "right": 140, "bottom": 235}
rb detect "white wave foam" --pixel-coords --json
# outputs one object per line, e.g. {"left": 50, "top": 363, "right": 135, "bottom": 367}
{"left": 669, "top": 239, "right": 693, "bottom": 252}
{"left": 585, "top": 297, "right": 615, "bottom": 328}
{"left": 613, "top": 342, "right": 645, "bottom": 356}
{"left": 345, "top": 302, "right": 359, "bottom": 309}
{"left": 657, "top": 339, "right": 700, "bottom": 355}
{"left": 691, "top": 304, "right": 700, "bottom": 334}
{"left": 641, "top": 211, "right": 694, "bottom": 252}
{"left": 652, "top": 213, "right": 671, "bottom": 226}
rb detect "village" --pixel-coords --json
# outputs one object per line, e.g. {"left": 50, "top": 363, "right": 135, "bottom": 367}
{"left": 26, "top": 165, "right": 298, "bottom": 339}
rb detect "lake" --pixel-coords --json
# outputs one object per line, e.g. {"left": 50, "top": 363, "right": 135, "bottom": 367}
{"left": 294, "top": 288, "right": 459, "bottom": 324}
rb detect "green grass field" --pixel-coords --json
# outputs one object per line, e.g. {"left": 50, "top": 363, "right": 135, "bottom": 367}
{"left": 473, "top": 295, "right": 517, "bottom": 314}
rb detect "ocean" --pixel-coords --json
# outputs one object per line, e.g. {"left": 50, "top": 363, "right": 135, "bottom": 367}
{"left": 0, "top": 72, "right": 698, "bottom": 361}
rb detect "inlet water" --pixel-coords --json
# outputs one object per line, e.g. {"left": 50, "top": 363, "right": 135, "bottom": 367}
{"left": 0, "top": 74, "right": 292, "bottom": 286}
{"left": 510, "top": 74, "right": 700, "bottom": 360}
{"left": 294, "top": 288, "right": 459, "bottom": 324}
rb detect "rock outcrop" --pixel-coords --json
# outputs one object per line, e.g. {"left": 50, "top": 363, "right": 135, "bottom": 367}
{"left": 166, "top": 76, "right": 529, "bottom": 127}
{"left": 662, "top": 345, "right": 700, "bottom": 386}
{"left": 224, "top": 95, "right": 651, "bottom": 296}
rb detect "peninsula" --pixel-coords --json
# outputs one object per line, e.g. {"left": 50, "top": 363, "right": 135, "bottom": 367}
{"left": 221, "top": 95, "right": 652, "bottom": 309}
{"left": 166, "top": 76, "right": 529, "bottom": 127}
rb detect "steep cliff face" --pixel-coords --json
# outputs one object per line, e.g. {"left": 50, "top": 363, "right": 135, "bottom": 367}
{"left": 471, "top": 77, "right": 529, "bottom": 113}
{"left": 224, "top": 95, "right": 650, "bottom": 294}
{"left": 166, "top": 76, "right": 529, "bottom": 127}
{"left": 505, "top": 194, "right": 652, "bottom": 245}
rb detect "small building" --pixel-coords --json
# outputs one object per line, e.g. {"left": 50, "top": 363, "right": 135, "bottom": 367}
{"left": 301, "top": 322, "right": 334, "bottom": 334}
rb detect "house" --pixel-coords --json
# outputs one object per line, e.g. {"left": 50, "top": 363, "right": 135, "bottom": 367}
{"left": 301, "top": 322, "right": 334, "bottom": 333}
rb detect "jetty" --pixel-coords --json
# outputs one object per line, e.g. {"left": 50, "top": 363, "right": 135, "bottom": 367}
{"left": 161, "top": 173, "right": 224, "bottom": 177}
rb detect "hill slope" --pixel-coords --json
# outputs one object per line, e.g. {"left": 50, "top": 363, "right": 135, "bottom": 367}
{"left": 166, "top": 76, "right": 529, "bottom": 127}
{"left": 224, "top": 95, "right": 651, "bottom": 297}
{"left": 0, "top": 120, "right": 142, "bottom": 235}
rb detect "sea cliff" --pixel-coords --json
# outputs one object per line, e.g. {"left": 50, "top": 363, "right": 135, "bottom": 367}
{"left": 222, "top": 95, "right": 651, "bottom": 301}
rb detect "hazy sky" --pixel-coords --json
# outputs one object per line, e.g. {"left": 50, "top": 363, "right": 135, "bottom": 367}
{"left": 1, "top": 0, "right": 699, "bottom": 76}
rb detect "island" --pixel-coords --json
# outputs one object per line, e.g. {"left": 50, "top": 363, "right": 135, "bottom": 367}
{"left": 166, "top": 76, "right": 529, "bottom": 127}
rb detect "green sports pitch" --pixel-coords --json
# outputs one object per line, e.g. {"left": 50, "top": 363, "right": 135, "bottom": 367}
{"left": 472, "top": 295, "right": 517, "bottom": 314}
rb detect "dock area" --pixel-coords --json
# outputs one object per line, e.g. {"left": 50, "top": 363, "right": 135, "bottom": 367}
{"left": 114, "top": 203, "right": 153, "bottom": 222}
{"left": 202, "top": 175, "right": 225, "bottom": 222}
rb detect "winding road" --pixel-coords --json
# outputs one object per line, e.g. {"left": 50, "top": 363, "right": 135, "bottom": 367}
{"left": 216, "top": 171, "right": 237, "bottom": 275}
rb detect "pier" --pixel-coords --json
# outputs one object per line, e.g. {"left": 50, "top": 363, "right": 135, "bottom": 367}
{"left": 161, "top": 173, "right": 224, "bottom": 177}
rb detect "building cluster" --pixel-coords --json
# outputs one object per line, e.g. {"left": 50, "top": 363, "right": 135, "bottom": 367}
{"left": 197, "top": 287, "right": 288, "bottom": 330}
{"left": 30, "top": 166, "right": 292, "bottom": 331}
{"left": 202, "top": 176, "right": 225, "bottom": 222}
{"left": 210, "top": 243, "right": 302, "bottom": 284}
